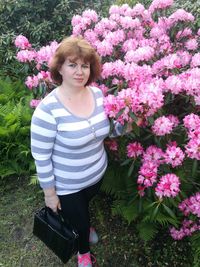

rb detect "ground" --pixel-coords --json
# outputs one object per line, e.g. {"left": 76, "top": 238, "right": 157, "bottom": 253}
{"left": 0, "top": 177, "right": 192, "bottom": 267}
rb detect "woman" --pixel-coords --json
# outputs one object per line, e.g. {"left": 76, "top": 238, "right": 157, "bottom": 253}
{"left": 31, "top": 36, "right": 124, "bottom": 267}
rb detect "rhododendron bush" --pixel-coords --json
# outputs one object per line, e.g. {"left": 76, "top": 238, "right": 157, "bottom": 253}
{"left": 15, "top": 0, "right": 200, "bottom": 244}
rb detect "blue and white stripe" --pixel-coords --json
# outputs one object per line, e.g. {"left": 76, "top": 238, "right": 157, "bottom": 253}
{"left": 31, "top": 86, "right": 115, "bottom": 195}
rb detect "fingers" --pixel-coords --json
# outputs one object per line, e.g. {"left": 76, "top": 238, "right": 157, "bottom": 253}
{"left": 44, "top": 195, "right": 61, "bottom": 212}
{"left": 57, "top": 201, "right": 61, "bottom": 210}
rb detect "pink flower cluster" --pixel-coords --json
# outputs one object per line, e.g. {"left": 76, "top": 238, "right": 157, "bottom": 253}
{"left": 15, "top": 35, "right": 58, "bottom": 91}
{"left": 137, "top": 145, "right": 164, "bottom": 188}
{"left": 152, "top": 115, "right": 179, "bottom": 136}
{"left": 136, "top": 144, "right": 183, "bottom": 197}
{"left": 164, "top": 142, "right": 185, "bottom": 168}
{"left": 30, "top": 99, "right": 41, "bottom": 108}
{"left": 170, "top": 219, "right": 200, "bottom": 240}
{"left": 155, "top": 173, "right": 180, "bottom": 198}
{"left": 127, "top": 141, "right": 144, "bottom": 158}
{"left": 14, "top": 35, "right": 31, "bottom": 49}
{"left": 183, "top": 114, "right": 200, "bottom": 160}
{"left": 170, "top": 192, "right": 200, "bottom": 239}
{"left": 138, "top": 161, "right": 158, "bottom": 187}
{"left": 179, "top": 192, "right": 200, "bottom": 218}
{"left": 69, "top": 1, "right": 200, "bottom": 129}
{"left": 149, "top": 0, "right": 174, "bottom": 14}
{"left": 25, "top": 71, "right": 52, "bottom": 90}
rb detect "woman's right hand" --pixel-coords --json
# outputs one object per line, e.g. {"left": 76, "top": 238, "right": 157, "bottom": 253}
{"left": 43, "top": 188, "right": 61, "bottom": 212}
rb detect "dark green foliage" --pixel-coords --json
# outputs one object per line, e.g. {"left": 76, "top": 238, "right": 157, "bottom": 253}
{"left": 0, "top": 0, "right": 112, "bottom": 80}
{"left": 0, "top": 78, "right": 35, "bottom": 178}
{"left": 173, "top": 0, "right": 200, "bottom": 30}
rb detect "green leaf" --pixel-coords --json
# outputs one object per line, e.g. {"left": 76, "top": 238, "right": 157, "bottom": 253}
{"left": 127, "top": 161, "right": 135, "bottom": 177}
{"left": 121, "top": 158, "right": 133, "bottom": 166}
{"left": 150, "top": 204, "right": 160, "bottom": 220}
{"left": 129, "top": 111, "right": 137, "bottom": 121}
{"left": 162, "top": 203, "right": 177, "bottom": 221}
{"left": 116, "top": 108, "right": 125, "bottom": 119}
{"left": 192, "top": 159, "right": 198, "bottom": 178}
{"left": 132, "top": 123, "right": 140, "bottom": 137}
{"left": 137, "top": 221, "right": 158, "bottom": 242}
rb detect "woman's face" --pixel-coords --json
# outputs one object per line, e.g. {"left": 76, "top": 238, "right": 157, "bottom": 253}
{"left": 59, "top": 57, "right": 90, "bottom": 88}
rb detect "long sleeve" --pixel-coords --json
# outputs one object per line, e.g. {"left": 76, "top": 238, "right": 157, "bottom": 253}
{"left": 31, "top": 103, "right": 57, "bottom": 189}
{"left": 109, "top": 120, "right": 124, "bottom": 137}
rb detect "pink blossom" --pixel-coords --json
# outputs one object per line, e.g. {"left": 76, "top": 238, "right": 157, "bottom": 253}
{"left": 71, "top": 15, "right": 82, "bottom": 27}
{"left": 123, "top": 63, "right": 152, "bottom": 84}
{"left": 176, "top": 28, "right": 192, "bottom": 39}
{"left": 169, "top": 9, "right": 195, "bottom": 24}
{"left": 109, "top": 5, "right": 121, "bottom": 15}
{"left": 198, "top": 29, "right": 200, "bottom": 36}
{"left": 122, "top": 38, "right": 138, "bottom": 52}
{"left": 25, "top": 75, "right": 39, "bottom": 89}
{"left": 183, "top": 114, "right": 200, "bottom": 131}
{"left": 82, "top": 9, "right": 98, "bottom": 22}
{"left": 179, "top": 192, "right": 200, "bottom": 217}
{"left": 185, "top": 38, "right": 198, "bottom": 51}
{"left": 138, "top": 79, "right": 164, "bottom": 116}
{"left": 101, "top": 60, "right": 125, "bottom": 79}
{"left": 138, "top": 161, "right": 158, "bottom": 187}
{"left": 137, "top": 185, "right": 146, "bottom": 197}
{"left": 72, "top": 25, "right": 82, "bottom": 36}
{"left": 16, "top": 50, "right": 36, "bottom": 62}
{"left": 120, "top": 16, "right": 141, "bottom": 30}
{"left": 112, "top": 78, "right": 123, "bottom": 85}
{"left": 36, "top": 41, "right": 59, "bottom": 64}
{"left": 164, "top": 75, "right": 183, "bottom": 94}
{"left": 194, "top": 95, "right": 200, "bottom": 106}
{"left": 191, "top": 53, "right": 200, "bottom": 68}
{"left": 164, "top": 143, "right": 185, "bottom": 167}
{"left": 155, "top": 173, "right": 180, "bottom": 198}
{"left": 185, "top": 138, "right": 200, "bottom": 160}
{"left": 170, "top": 219, "right": 200, "bottom": 240}
{"left": 30, "top": 99, "right": 41, "bottom": 108}
{"left": 125, "top": 46, "right": 155, "bottom": 63}
{"left": 152, "top": 116, "right": 174, "bottom": 136}
{"left": 14, "top": 35, "right": 31, "bottom": 49}
{"left": 103, "top": 94, "right": 119, "bottom": 119}
{"left": 105, "top": 30, "right": 126, "bottom": 46}
{"left": 120, "top": 4, "right": 132, "bottom": 16}
{"left": 37, "top": 71, "right": 52, "bottom": 82}
{"left": 150, "top": 26, "right": 166, "bottom": 38}
{"left": 132, "top": 3, "right": 145, "bottom": 16}
{"left": 94, "top": 18, "right": 117, "bottom": 35}
{"left": 84, "top": 29, "right": 98, "bottom": 44}
{"left": 106, "top": 140, "right": 118, "bottom": 151}
{"left": 149, "top": 0, "right": 174, "bottom": 13}
{"left": 142, "top": 145, "right": 165, "bottom": 166}
{"left": 153, "top": 53, "right": 186, "bottom": 73}
{"left": 127, "top": 142, "right": 144, "bottom": 158}
{"left": 167, "top": 115, "right": 179, "bottom": 127}
{"left": 96, "top": 40, "right": 113, "bottom": 56}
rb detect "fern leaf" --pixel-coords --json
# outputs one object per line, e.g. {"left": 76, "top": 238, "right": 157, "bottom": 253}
{"left": 136, "top": 221, "right": 158, "bottom": 242}
{"left": 190, "top": 232, "right": 200, "bottom": 267}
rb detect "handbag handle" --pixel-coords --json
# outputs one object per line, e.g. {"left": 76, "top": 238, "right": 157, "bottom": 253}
{"left": 44, "top": 206, "right": 76, "bottom": 235}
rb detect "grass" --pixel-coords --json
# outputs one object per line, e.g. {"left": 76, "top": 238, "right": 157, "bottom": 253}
{"left": 0, "top": 177, "right": 193, "bottom": 267}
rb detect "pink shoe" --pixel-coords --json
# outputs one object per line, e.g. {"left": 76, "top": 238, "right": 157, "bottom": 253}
{"left": 89, "top": 227, "right": 99, "bottom": 245}
{"left": 91, "top": 252, "right": 99, "bottom": 267}
{"left": 78, "top": 252, "right": 92, "bottom": 267}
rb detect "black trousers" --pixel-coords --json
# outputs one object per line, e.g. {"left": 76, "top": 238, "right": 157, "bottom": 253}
{"left": 58, "top": 179, "right": 102, "bottom": 254}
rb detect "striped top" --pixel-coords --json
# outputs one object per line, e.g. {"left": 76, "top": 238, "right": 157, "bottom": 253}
{"left": 31, "top": 86, "right": 123, "bottom": 195}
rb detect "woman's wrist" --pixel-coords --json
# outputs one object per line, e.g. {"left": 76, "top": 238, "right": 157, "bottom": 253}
{"left": 43, "top": 187, "right": 56, "bottom": 197}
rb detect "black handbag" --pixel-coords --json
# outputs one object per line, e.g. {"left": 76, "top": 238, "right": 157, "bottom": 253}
{"left": 33, "top": 207, "right": 79, "bottom": 263}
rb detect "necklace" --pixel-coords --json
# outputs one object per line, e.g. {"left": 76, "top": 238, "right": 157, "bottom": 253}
{"left": 86, "top": 119, "right": 97, "bottom": 140}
